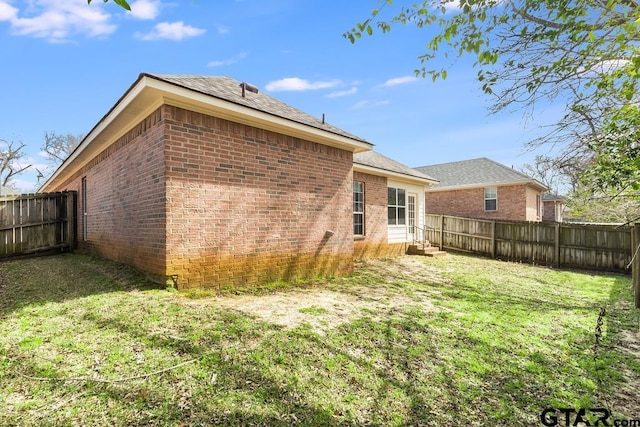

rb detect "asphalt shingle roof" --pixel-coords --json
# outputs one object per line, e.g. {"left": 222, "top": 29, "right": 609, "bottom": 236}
{"left": 415, "top": 157, "right": 547, "bottom": 190}
{"left": 354, "top": 151, "right": 437, "bottom": 182}
{"left": 144, "top": 73, "right": 370, "bottom": 144}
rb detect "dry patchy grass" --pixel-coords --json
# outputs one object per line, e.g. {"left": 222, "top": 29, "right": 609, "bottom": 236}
{"left": 1, "top": 253, "right": 639, "bottom": 426}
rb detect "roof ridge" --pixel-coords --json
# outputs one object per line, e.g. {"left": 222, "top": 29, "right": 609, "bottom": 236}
{"left": 414, "top": 157, "right": 548, "bottom": 190}
{"left": 415, "top": 157, "right": 486, "bottom": 169}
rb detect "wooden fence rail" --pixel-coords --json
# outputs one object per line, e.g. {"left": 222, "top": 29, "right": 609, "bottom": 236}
{"left": 425, "top": 214, "right": 632, "bottom": 273}
{"left": 0, "top": 192, "right": 77, "bottom": 258}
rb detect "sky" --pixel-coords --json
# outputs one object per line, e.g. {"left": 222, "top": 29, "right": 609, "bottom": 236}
{"left": 0, "top": 0, "right": 564, "bottom": 192}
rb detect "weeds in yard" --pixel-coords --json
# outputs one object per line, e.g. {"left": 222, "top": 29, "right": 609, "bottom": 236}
{"left": 0, "top": 253, "right": 638, "bottom": 426}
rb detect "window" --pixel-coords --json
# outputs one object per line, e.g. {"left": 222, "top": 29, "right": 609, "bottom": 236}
{"left": 353, "top": 181, "right": 364, "bottom": 235}
{"left": 484, "top": 187, "right": 497, "bottom": 211}
{"left": 536, "top": 194, "right": 541, "bottom": 218}
{"left": 81, "top": 176, "right": 88, "bottom": 241}
{"left": 388, "top": 187, "right": 406, "bottom": 225}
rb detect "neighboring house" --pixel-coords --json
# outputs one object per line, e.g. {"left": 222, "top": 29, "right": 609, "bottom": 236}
{"left": 415, "top": 157, "right": 549, "bottom": 222}
{"left": 542, "top": 193, "right": 567, "bottom": 222}
{"left": 40, "top": 73, "right": 436, "bottom": 289}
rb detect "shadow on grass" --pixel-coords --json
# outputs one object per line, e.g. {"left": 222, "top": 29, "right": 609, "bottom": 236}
{"left": 0, "top": 253, "right": 160, "bottom": 318}
{"left": 2, "top": 253, "right": 637, "bottom": 425}
{"left": 3, "top": 290, "right": 627, "bottom": 426}
{"left": 4, "top": 301, "right": 361, "bottom": 426}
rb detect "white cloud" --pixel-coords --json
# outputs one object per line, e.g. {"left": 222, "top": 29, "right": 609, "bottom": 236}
{"left": 136, "top": 21, "right": 205, "bottom": 41}
{"left": 215, "top": 24, "right": 229, "bottom": 34}
{"left": 582, "top": 59, "right": 630, "bottom": 75}
{"left": 441, "top": 0, "right": 462, "bottom": 12}
{"left": 0, "top": 0, "right": 117, "bottom": 42}
{"left": 127, "top": 0, "right": 160, "bottom": 20}
{"left": 379, "top": 76, "right": 418, "bottom": 87}
{"left": 0, "top": 2, "right": 18, "bottom": 21}
{"left": 207, "top": 51, "right": 247, "bottom": 67}
{"left": 351, "top": 100, "right": 390, "bottom": 110}
{"left": 439, "top": 0, "right": 503, "bottom": 13}
{"left": 265, "top": 77, "right": 340, "bottom": 92}
{"left": 10, "top": 177, "right": 38, "bottom": 193}
{"left": 325, "top": 87, "right": 358, "bottom": 98}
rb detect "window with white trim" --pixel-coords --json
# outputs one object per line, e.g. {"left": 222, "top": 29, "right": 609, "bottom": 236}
{"left": 388, "top": 187, "right": 406, "bottom": 225}
{"left": 353, "top": 181, "right": 364, "bottom": 235}
{"left": 484, "top": 187, "right": 497, "bottom": 211}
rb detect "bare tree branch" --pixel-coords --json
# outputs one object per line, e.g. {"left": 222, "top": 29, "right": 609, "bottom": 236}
{"left": 0, "top": 139, "right": 31, "bottom": 188}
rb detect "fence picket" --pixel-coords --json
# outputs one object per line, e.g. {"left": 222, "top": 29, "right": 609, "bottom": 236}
{"left": 0, "top": 192, "right": 77, "bottom": 258}
{"left": 426, "top": 214, "right": 632, "bottom": 273}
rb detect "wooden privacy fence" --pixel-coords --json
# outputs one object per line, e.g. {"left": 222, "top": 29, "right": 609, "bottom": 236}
{"left": 631, "top": 224, "right": 640, "bottom": 309}
{"left": 0, "top": 192, "right": 77, "bottom": 258}
{"left": 425, "top": 214, "right": 632, "bottom": 273}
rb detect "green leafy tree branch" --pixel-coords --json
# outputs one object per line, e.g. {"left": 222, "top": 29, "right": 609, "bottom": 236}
{"left": 345, "top": 1, "right": 640, "bottom": 198}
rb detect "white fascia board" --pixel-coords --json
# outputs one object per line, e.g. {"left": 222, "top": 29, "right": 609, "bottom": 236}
{"left": 353, "top": 163, "right": 438, "bottom": 187}
{"left": 40, "top": 77, "right": 154, "bottom": 192}
{"left": 41, "top": 75, "right": 373, "bottom": 192}
{"left": 425, "top": 180, "right": 548, "bottom": 193}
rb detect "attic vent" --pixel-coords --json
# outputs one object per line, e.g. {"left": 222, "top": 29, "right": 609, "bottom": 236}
{"left": 240, "top": 82, "right": 259, "bottom": 98}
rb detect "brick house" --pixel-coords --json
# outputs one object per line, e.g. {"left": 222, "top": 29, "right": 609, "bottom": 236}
{"left": 542, "top": 193, "right": 567, "bottom": 222}
{"left": 40, "top": 73, "right": 436, "bottom": 289}
{"left": 415, "top": 158, "right": 548, "bottom": 222}
{"left": 353, "top": 151, "right": 437, "bottom": 258}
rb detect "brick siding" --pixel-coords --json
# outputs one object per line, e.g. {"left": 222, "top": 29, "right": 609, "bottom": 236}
{"left": 425, "top": 184, "right": 542, "bottom": 221}
{"left": 163, "top": 105, "right": 354, "bottom": 289}
{"left": 352, "top": 171, "right": 406, "bottom": 258}
{"left": 50, "top": 108, "right": 167, "bottom": 281}
{"left": 47, "top": 103, "right": 422, "bottom": 289}
{"left": 524, "top": 186, "right": 542, "bottom": 221}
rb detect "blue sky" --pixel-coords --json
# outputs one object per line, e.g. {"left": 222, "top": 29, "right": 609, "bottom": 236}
{"left": 0, "top": 0, "right": 562, "bottom": 191}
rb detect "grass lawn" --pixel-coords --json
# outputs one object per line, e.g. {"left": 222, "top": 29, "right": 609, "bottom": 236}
{"left": 1, "top": 253, "right": 639, "bottom": 426}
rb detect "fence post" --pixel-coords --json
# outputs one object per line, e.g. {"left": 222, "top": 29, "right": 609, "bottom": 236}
{"left": 440, "top": 215, "right": 445, "bottom": 250}
{"left": 554, "top": 222, "right": 561, "bottom": 268}
{"left": 491, "top": 220, "right": 496, "bottom": 259}
{"left": 631, "top": 223, "right": 640, "bottom": 308}
{"left": 66, "top": 191, "right": 77, "bottom": 251}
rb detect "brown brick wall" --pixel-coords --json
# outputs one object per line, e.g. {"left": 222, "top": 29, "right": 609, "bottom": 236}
{"left": 351, "top": 171, "right": 406, "bottom": 258}
{"left": 525, "top": 186, "right": 542, "bottom": 221}
{"left": 425, "top": 184, "right": 542, "bottom": 221}
{"left": 49, "top": 108, "right": 167, "bottom": 280}
{"left": 543, "top": 200, "right": 556, "bottom": 222}
{"left": 163, "top": 105, "right": 354, "bottom": 290}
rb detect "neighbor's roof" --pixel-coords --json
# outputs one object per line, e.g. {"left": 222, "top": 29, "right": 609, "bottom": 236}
{"left": 41, "top": 73, "right": 373, "bottom": 192}
{"left": 543, "top": 193, "right": 566, "bottom": 201}
{"left": 415, "top": 157, "right": 548, "bottom": 192}
{"left": 145, "top": 73, "right": 369, "bottom": 144}
{"left": 354, "top": 151, "right": 438, "bottom": 185}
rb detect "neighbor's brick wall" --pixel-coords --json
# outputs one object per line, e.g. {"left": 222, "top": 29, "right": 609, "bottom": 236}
{"left": 163, "top": 105, "right": 354, "bottom": 290}
{"left": 425, "top": 184, "right": 542, "bottom": 222}
{"left": 543, "top": 200, "right": 557, "bottom": 222}
{"left": 352, "top": 171, "right": 405, "bottom": 258}
{"left": 525, "top": 186, "right": 542, "bottom": 221}
{"left": 48, "top": 108, "right": 167, "bottom": 281}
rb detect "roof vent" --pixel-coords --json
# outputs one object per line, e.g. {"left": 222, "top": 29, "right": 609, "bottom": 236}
{"left": 240, "top": 82, "right": 259, "bottom": 98}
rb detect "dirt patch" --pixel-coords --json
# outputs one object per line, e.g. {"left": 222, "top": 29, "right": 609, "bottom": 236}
{"left": 187, "top": 257, "right": 446, "bottom": 333}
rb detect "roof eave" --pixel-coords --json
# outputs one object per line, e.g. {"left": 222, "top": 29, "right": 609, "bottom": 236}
{"left": 41, "top": 75, "right": 373, "bottom": 192}
{"left": 425, "top": 180, "right": 549, "bottom": 192}
{"left": 354, "top": 163, "right": 438, "bottom": 186}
